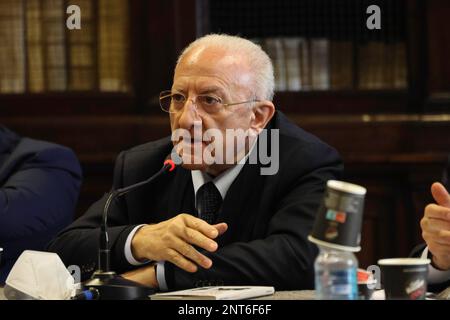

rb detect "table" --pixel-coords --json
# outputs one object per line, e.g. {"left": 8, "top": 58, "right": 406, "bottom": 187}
{"left": 0, "top": 287, "right": 315, "bottom": 300}
{"left": 255, "top": 290, "right": 315, "bottom": 300}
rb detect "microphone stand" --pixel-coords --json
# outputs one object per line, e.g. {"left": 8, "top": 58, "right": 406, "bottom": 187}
{"left": 82, "top": 159, "right": 176, "bottom": 300}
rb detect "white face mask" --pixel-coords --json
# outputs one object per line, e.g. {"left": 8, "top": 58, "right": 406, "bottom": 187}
{"left": 5, "top": 250, "right": 76, "bottom": 300}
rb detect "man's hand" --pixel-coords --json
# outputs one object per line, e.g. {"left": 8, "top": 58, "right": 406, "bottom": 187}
{"left": 131, "top": 213, "right": 228, "bottom": 273}
{"left": 420, "top": 182, "right": 450, "bottom": 270}
{"left": 121, "top": 264, "right": 158, "bottom": 288}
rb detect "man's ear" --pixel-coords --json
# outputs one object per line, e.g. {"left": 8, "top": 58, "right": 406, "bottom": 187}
{"left": 250, "top": 101, "right": 275, "bottom": 132}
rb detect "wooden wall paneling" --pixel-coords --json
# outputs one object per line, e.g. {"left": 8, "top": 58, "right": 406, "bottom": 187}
{"left": 426, "top": 0, "right": 450, "bottom": 111}
{"left": 274, "top": 91, "right": 409, "bottom": 114}
{"left": 173, "top": 0, "right": 199, "bottom": 54}
{"left": 76, "top": 162, "right": 114, "bottom": 218}
{"left": 0, "top": 93, "right": 134, "bottom": 116}
{"left": 405, "top": 0, "right": 427, "bottom": 112}
{"left": 427, "top": 0, "right": 450, "bottom": 93}
{"left": 145, "top": 0, "right": 178, "bottom": 111}
{"left": 129, "top": 0, "right": 150, "bottom": 113}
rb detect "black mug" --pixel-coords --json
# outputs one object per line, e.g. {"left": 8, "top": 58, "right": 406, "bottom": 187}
{"left": 309, "top": 180, "right": 366, "bottom": 252}
{"left": 378, "top": 258, "right": 430, "bottom": 300}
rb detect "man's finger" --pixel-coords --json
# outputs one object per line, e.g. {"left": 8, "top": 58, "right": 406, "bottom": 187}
{"left": 431, "top": 182, "right": 450, "bottom": 208}
{"left": 183, "top": 215, "right": 219, "bottom": 239}
{"left": 427, "top": 242, "right": 450, "bottom": 258}
{"left": 172, "top": 237, "right": 213, "bottom": 269}
{"left": 425, "top": 204, "right": 450, "bottom": 220}
{"left": 212, "top": 222, "right": 228, "bottom": 236}
{"left": 424, "top": 231, "right": 450, "bottom": 246}
{"left": 181, "top": 227, "right": 218, "bottom": 252}
{"left": 423, "top": 217, "right": 450, "bottom": 232}
{"left": 165, "top": 248, "right": 198, "bottom": 273}
{"left": 430, "top": 248, "right": 450, "bottom": 259}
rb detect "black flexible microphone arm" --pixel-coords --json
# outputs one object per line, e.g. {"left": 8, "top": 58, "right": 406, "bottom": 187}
{"left": 98, "top": 159, "right": 176, "bottom": 273}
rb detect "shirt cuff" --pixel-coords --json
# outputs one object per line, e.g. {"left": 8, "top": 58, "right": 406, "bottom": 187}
{"left": 156, "top": 261, "right": 168, "bottom": 291}
{"left": 421, "top": 246, "right": 450, "bottom": 284}
{"left": 124, "top": 224, "right": 148, "bottom": 266}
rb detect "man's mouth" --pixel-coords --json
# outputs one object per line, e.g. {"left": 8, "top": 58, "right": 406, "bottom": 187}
{"left": 184, "top": 138, "right": 207, "bottom": 145}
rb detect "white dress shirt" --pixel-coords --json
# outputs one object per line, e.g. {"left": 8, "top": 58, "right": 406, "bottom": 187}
{"left": 124, "top": 138, "right": 260, "bottom": 291}
{"left": 124, "top": 150, "right": 252, "bottom": 290}
{"left": 420, "top": 246, "right": 450, "bottom": 284}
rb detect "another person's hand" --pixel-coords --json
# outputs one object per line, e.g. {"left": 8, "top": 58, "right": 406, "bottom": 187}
{"left": 131, "top": 214, "right": 228, "bottom": 273}
{"left": 420, "top": 182, "right": 450, "bottom": 270}
{"left": 121, "top": 264, "right": 158, "bottom": 288}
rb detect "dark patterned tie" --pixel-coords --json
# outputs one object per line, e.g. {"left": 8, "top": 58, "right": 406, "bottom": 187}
{"left": 196, "top": 181, "right": 223, "bottom": 224}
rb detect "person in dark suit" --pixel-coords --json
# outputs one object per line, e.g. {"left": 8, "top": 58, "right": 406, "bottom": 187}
{"left": 48, "top": 34, "right": 343, "bottom": 291}
{"left": 414, "top": 156, "right": 450, "bottom": 292}
{"left": 0, "top": 126, "right": 82, "bottom": 283}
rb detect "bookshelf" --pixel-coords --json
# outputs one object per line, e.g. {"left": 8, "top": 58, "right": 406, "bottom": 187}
{"left": 189, "top": 0, "right": 411, "bottom": 114}
{"left": 1, "top": 0, "right": 445, "bottom": 115}
{"left": 208, "top": 0, "right": 407, "bottom": 92}
{"left": 0, "top": 0, "right": 129, "bottom": 96}
{"left": 0, "top": 0, "right": 25, "bottom": 93}
{"left": 151, "top": 0, "right": 437, "bottom": 115}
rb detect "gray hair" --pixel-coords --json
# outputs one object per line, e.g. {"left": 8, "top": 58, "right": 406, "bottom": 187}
{"left": 176, "top": 34, "right": 275, "bottom": 101}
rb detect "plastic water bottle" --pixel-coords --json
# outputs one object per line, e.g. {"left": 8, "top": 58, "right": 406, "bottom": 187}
{"left": 314, "top": 246, "right": 358, "bottom": 300}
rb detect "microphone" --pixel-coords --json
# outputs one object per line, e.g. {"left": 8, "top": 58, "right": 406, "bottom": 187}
{"left": 82, "top": 154, "right": 181, "bottom": 300}
{"left": 98, "top": 157, "right": 177, "bottom": 273}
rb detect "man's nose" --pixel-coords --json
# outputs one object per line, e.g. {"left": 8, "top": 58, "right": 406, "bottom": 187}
{"left": 177, "top": 99, "right": 201, "bottom": 129}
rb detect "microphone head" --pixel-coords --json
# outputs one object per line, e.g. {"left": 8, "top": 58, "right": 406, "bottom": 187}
{"left": 164, "top": 152, "right": 182, "bottom": 172}
{"left": 163, "top": 159, "right": 176, "bottom": 172}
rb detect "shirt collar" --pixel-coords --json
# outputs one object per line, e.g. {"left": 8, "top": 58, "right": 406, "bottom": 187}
{"left": 191, "top": 138, "right": 257, "bottom": 200}
{"left": 191, "top": 163, "right": 244, "bottom": 200}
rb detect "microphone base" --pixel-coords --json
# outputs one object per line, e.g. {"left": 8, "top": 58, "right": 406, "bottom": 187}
{"left": 83, "top": 271, "right": 155, "bottom": 300}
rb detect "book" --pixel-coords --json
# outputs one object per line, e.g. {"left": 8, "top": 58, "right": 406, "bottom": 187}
{"left": 42, "top": 0, "right": 67, "bottom": 91}
{"left": 150, "top": 286, "right": 275, "bottom": 300}
{"left": 283, "top": 38, "right": 302, "bottom": 91}
{"left": 67, "top": 0, "right": 96, "bottom": 91}
{"left": 310, "top": 38, "right": 330, "bottom": 90}
{"left": 330, "top": 41, "right": 353, "bottom": 90}
{"left": 264, "top": 38, "right": 287, "bottom": 91}
{"left": 98, "top": 0, "right": 130, "bottom": 92}
{"left": 298, "top": 38, "right": 311, "bottom": 91}
{"left": 26, "top": 0, "right": 45, "bottom": 93}
{"left": 0, "top": 0, "right": 25, "bottom": 93}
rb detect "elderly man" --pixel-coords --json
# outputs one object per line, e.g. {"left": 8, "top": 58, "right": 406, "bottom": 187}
{"left": 48, "top": 34, "right": 342, "bottom": 291}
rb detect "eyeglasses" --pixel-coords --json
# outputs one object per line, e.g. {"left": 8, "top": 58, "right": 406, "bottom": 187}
{"left": 159, "top": 90, "right": 260, "bottom": 115}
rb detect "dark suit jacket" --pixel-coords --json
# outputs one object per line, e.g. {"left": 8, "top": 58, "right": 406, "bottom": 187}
{"left": 411, "top": 155, "right": 450, "bottom": 292}
{"left": 0, "top": 126, "right": 82, "bottom": 283}
{"left": 48, "top": 111, "right": 343, "bottom": 290}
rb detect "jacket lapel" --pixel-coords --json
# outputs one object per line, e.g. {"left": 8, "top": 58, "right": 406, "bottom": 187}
{"left": 216, "top": 161, "right": 264, "bottom": 245}
{"left": 166, "top": 166, "right": 196, "bottom": 219}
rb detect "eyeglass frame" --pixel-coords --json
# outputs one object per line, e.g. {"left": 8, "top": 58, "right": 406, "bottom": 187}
{"left": 159, "top": 90, "right": 261, "bottom": 115}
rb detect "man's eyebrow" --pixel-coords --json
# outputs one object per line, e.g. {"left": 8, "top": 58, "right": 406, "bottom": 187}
{"left": 199, "top": 87, "right": 225, "bottom": 95}
{"left": 172, "top": 87, "right": 186, "bottom": 94}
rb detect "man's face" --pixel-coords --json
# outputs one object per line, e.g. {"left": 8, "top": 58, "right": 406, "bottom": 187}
{"left": 169, "top": 46, "right": 257, "bottom": 176}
